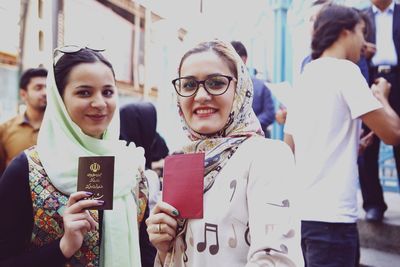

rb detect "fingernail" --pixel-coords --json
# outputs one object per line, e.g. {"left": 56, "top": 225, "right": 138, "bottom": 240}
{"left": 85, "top": 191, "right": 93, "bottom": 196}
{"left": 172, "top": 209, "right": 179, "bottom": 216}
{"left": 97, "top": 200, "right": 105, "bottom": 205}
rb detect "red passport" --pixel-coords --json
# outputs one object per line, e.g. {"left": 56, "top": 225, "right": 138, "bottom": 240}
{"left": 162, "top": 153, "right": 204, "bottom": 219}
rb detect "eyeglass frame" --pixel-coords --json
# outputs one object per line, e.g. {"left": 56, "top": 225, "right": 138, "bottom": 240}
{"left": 53, "top": 45, "right": 105, "bottom": 66}
{"left": 172, "top": 74, "right": 237, "bottom": 97}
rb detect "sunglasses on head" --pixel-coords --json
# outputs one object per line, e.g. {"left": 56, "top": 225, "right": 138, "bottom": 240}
{"left": 53, "top": 45, "right": 105, "bottom": 66}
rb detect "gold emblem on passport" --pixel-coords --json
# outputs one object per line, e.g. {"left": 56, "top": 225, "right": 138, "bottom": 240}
{"left": 90, "top": 162, "right": 101, "bottom": 173}
{"left": 77, "top": 156, "right": 115, "bottom": 210}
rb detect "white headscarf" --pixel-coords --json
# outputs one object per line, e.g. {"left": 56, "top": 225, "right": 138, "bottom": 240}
{"left": 37, "top": 60, "right": 143, "bottom": 267}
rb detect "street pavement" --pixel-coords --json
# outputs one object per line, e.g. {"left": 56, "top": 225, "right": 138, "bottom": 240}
{"left": 358, "top": 191, "right": 400, "bottom": 267}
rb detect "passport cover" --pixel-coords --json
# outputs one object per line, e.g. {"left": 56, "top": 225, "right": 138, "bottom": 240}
{"left": 162, "top": 153, "right": 204, "bottom": 219}
{"left": 77, "top": 156, "right": 115, "bottom": 210}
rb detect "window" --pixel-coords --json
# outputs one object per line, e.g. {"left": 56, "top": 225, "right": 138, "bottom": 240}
{"left": 38, "top": 0, "right": 43, "bottom": 18}
{"left": 39, "top": 31, "right": 44, "bottom": 51}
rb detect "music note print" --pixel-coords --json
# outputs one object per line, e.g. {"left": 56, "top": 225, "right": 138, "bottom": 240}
{"left": 244, "top": 222, "right": 251, "bottom": 246}
{"left": 265, "top": 244, "right": 289, "bottom": 255}
{"left": 197, "top": 223, "right": 219, "bottom": 255}
{"left": 229, "top": 179, "right": 237, "bottom": 202}
{"left": 266, "top": 199, "right": 290, "bottom": 208}
{"left": 228, "top": 224, "right": 237, "bottom": 248}
{"left": 283, "top": 228, "right": 295, "bottom": 238}
{"left": 182, "top": 244, "right": 189, "bottom": 262}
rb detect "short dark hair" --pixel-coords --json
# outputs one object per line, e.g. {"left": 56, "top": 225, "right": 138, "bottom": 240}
{"left": 19, "top": 68, "right": 48, "bottom": 90}
{"left": 54, "top": 48, "right": 115, "bottom": 97}
{"left": 230, "top": 41, "right": 248, "bottom": 58}
{"left": 311, "top": 4, "right": 361, "bottom": 60}
{"left": 312, "top": 0, "right": 331, "bottom": 7}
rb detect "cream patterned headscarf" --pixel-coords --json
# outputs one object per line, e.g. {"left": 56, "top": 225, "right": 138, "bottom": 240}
{"left": 36, "top": 58, "right": 143, "bottom": 267}
{"left": 178, "top": 39, "right": 263, "bottom": 191}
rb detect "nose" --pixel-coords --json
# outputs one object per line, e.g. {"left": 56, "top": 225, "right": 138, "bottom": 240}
{"left": 194, "top": 84, "right": 211, "bottom": 102}
{"left": 91, "top": 93, "right": 106, "bottom": 108}
{"left": 40, "top": 85, "right": 47, "bottom": 96}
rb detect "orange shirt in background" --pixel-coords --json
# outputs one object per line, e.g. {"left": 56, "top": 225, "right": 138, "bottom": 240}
{"left": 0, "top": 113, "right": 39, "bottom": 175}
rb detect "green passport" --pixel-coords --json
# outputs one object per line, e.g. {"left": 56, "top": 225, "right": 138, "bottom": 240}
{"left": 77, "top": 156, "right": 115, "bottom": 210}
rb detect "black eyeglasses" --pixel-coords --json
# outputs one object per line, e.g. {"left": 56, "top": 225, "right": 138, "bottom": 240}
{"left": 172, "top": 74, "right": 236, "bottom": 97}
{"left": 53, "top": 45, "right": 105, "bottom": 65}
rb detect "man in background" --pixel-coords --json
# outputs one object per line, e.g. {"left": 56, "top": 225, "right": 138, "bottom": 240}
{"left": 358, "top": 0, "right": 400, "bottom": 222}
{"left": 231, "top": 41, "right": 275, "bottom": 137}
{"left": 0, "top": 68, "right": 47, "bottom": 176}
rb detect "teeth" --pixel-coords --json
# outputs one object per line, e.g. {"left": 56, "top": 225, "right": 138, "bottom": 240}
{"left": 196, "top": 109, "right": 214, "bottom": 114}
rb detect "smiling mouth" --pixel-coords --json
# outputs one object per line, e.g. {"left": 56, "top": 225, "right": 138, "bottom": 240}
{"left": 194, "top": 108, "right": 217, "bottom": 116}
{"left": 87, "top": 114, "right": 107, "bottom": 121}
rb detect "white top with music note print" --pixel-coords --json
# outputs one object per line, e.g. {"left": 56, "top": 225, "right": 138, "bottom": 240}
{"left": 157, "top": 136, "right": 303, "bottom": 267}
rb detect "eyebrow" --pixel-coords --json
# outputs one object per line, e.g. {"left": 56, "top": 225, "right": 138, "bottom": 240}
{"left": 180, "top": 73, "right": 227, "bottom": 79}
{"left": 75, "top": 84, "right": 115, "bottom": 90}
{"left": 75, "top": 85, "right": 93, "bottom": 90}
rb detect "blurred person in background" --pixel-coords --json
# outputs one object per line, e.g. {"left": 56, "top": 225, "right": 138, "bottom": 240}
{"left": 120, "top": 101, "right": 170, "bottom": 266}
{"left": 284, "top": 5, "right": 400, "bottom": 267}
{"left": 230, "top": 41, "right": 275, "bottom": 138}
{"left": 275, "top": 0, "right": 332, "bottom": 127}
{"left": 120, "top": 101, "right": 169, "bottom": 172}
{"left": 358, "top": 0, "right": 400, "bottom": 222}
{"left": 0, "top": 67, "right": 47, "bottom": 176}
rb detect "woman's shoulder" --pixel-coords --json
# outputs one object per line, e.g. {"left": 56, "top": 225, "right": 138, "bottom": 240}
{"left": 237, "top": 136, "right": 295, "bottom": 183}
{"left": 329, "top": 58, "right": 360, "bottom": 74}
{"left": 240, "top": 136, "right": 293, "bottom": 156}
{"left": 232, "top": 136, "right": 294, "bottom": 169}
{"left": 311, "top": 57, "right": 359, "bottom": 73}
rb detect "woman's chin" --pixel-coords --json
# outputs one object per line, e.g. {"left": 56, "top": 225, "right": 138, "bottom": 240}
{"left": 83, "top": 129, "right": 104, "bottom": 139}
{"left": 193, "top": 127, "right": 220, "bottom": 136}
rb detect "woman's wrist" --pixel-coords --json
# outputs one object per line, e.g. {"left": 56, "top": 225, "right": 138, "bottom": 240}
{"left": 157, "top": 251, "right": 167, "bottom": 265}
{"left": 59, "top": 236, "right": 75, "bottom": 259}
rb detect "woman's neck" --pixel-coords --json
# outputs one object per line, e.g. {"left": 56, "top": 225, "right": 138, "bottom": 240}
{"left": 320, "top": 43, "right": 347, "bottom": 60}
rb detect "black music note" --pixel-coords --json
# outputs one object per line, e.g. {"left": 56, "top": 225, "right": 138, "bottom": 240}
{"left": 229, "top": 179, "right": 237, "bottom": 202}
{"left": 265, "top": 244, "right": 289, "bottom": 255}
{"left": 228, "top": 224, "right": 237, "bottom": 248}
{"left": 182, "top": 244, "right": 189, "bottom": 262}
{"left": 244, "top": 222, "right": 251, "bottom": 246}
{"left": 197, "top": 223, "right": 219, "bottom": 255}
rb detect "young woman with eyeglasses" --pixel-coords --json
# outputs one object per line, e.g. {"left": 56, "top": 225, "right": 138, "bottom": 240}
{"left": 145, "top": 40, "right": 301, "bottom": 266}
{"left": 0, "top": 47, "right": 150, "bottom": 266}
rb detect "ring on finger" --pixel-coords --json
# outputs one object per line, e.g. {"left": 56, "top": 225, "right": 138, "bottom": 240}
{"left": 158, "top": 223, "right": 162, "bottom": 234}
